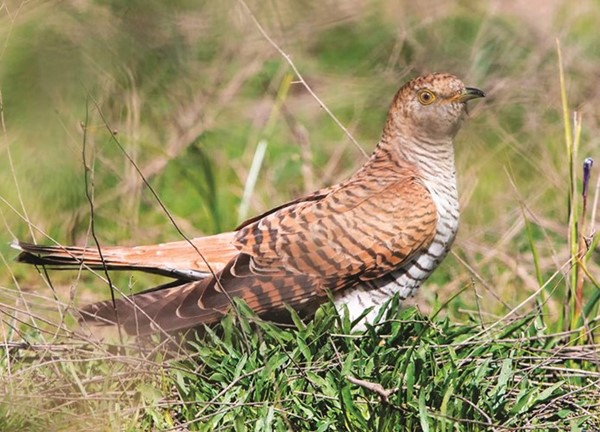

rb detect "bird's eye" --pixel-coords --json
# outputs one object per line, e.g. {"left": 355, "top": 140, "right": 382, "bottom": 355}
{"left": 417, "top": 89, "right": 436, "bottom": 105}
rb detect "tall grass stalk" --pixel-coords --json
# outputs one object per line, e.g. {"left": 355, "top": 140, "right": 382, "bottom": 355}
{"left": 557, "top": 40, "right": 581, "bottom": 335}
{"left": 557, "top": 40, "right": 599, "bottom": 341}
{"left": 238, "top": 73, "right": 293, "bottom": 223}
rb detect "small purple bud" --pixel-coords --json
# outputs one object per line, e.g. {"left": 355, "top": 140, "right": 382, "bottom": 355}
{"left": 583, "top": 157, "right": 593, "bottom": 200}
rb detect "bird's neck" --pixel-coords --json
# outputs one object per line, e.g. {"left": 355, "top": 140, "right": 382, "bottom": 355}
{"left": 372, "top": 130, "right": 457, "bottom": 184}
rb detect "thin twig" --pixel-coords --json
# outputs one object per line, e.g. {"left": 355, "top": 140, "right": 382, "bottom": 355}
{"left": 81, "top": 100, "right": 123, "bottom": 343}
{"left": 346, "top": 375, "right": 398, "bottom": 403}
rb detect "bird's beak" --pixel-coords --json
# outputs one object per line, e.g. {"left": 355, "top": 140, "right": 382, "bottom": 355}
{"left": 458, "top": 87, "right": 486, "bottom": 102}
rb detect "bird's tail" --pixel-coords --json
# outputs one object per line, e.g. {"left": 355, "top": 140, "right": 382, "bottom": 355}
{"left": 77, "top": 279, "right": 224, "bottom": 335}
{"left": 12, "top": 232, "right": 238, "bottom": 280}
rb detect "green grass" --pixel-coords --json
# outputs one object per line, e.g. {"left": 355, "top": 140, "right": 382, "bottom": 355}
{"left": 1, "top": 300, "right": 598, "bottom": 431}
{"left": 1, "top": 0, "right": 600, "bottom": 430}
{"left": 168, "top": 301, "right": 598, "bottom": 431}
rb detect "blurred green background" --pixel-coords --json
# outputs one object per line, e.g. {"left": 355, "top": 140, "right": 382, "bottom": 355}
{"left": 0, "top": 0, "right": 598, "bottom": 322}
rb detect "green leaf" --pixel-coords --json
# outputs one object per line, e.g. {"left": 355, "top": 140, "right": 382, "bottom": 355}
{"left": 511, "top": 387, "right": 536, "bottom": 415}
{"left": 285, "top": 303, "right": 307, "bottom": 331}
{"left": 405, "top": 360, "right": 416, "bottom": 401}
{"left": 440, "top": 383, "right": 455, "bottom": 432}
{"left": 296, "top": 335, "right": 312, "bottom": 366}
{"left": 494, "top": 357, "right": 513, "bottom": 397}
{"left": 341, "top": 351, "right": 355, "bottom": 377}
{"left": 340, "top": 383, "right": 368, "bottom": 429}
{"left": 534, "top": 381, "right": 564, "bottom": 404}
{"left": 418, "top": 390, "right": 430, "bottom": 432}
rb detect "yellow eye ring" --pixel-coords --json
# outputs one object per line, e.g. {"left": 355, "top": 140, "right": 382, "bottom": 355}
{"left": 417, "top": 89, "right": 436, "bottom": 105}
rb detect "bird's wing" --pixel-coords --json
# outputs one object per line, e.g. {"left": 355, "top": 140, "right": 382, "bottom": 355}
{"left": 234, "top": 172, "right": 438, "bottom": 282}
{"left": 235, "top": 185, "right": 334, "bottom": 229}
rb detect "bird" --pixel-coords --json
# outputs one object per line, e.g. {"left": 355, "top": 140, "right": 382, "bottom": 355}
{"left": 13, "top": 73, "right": 485, "bottom": 336}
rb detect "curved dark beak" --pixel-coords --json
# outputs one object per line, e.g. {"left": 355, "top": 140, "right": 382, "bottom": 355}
{"left": 459, "top": 87, "right": 485, "bottom": 102}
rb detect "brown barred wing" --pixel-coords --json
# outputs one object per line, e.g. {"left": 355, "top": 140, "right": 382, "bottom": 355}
{"left": 234, "top": 174, "right": 438, "bottom": 283}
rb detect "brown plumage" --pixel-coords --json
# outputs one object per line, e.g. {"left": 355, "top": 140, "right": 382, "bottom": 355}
{"left": 14, "top": 73, "right": 485, "bottom": 335}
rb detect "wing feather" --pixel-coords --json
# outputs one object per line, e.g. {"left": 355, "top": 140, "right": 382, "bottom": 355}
{"left": 234, "top": 173, "right": 437, "bottom": 281}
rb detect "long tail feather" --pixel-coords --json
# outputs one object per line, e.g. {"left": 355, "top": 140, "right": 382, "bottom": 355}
{"left": 12, "top": 232, "right": 238, "bottom": 281}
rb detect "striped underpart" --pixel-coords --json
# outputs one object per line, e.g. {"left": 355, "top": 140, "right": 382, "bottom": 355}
{"left": 332, "top": 132, "right": 460, "bottom": 325}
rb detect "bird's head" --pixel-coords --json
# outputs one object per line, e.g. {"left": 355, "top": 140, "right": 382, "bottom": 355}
{"left": 387, "top": 73, "right": 485, "bottom": 142}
